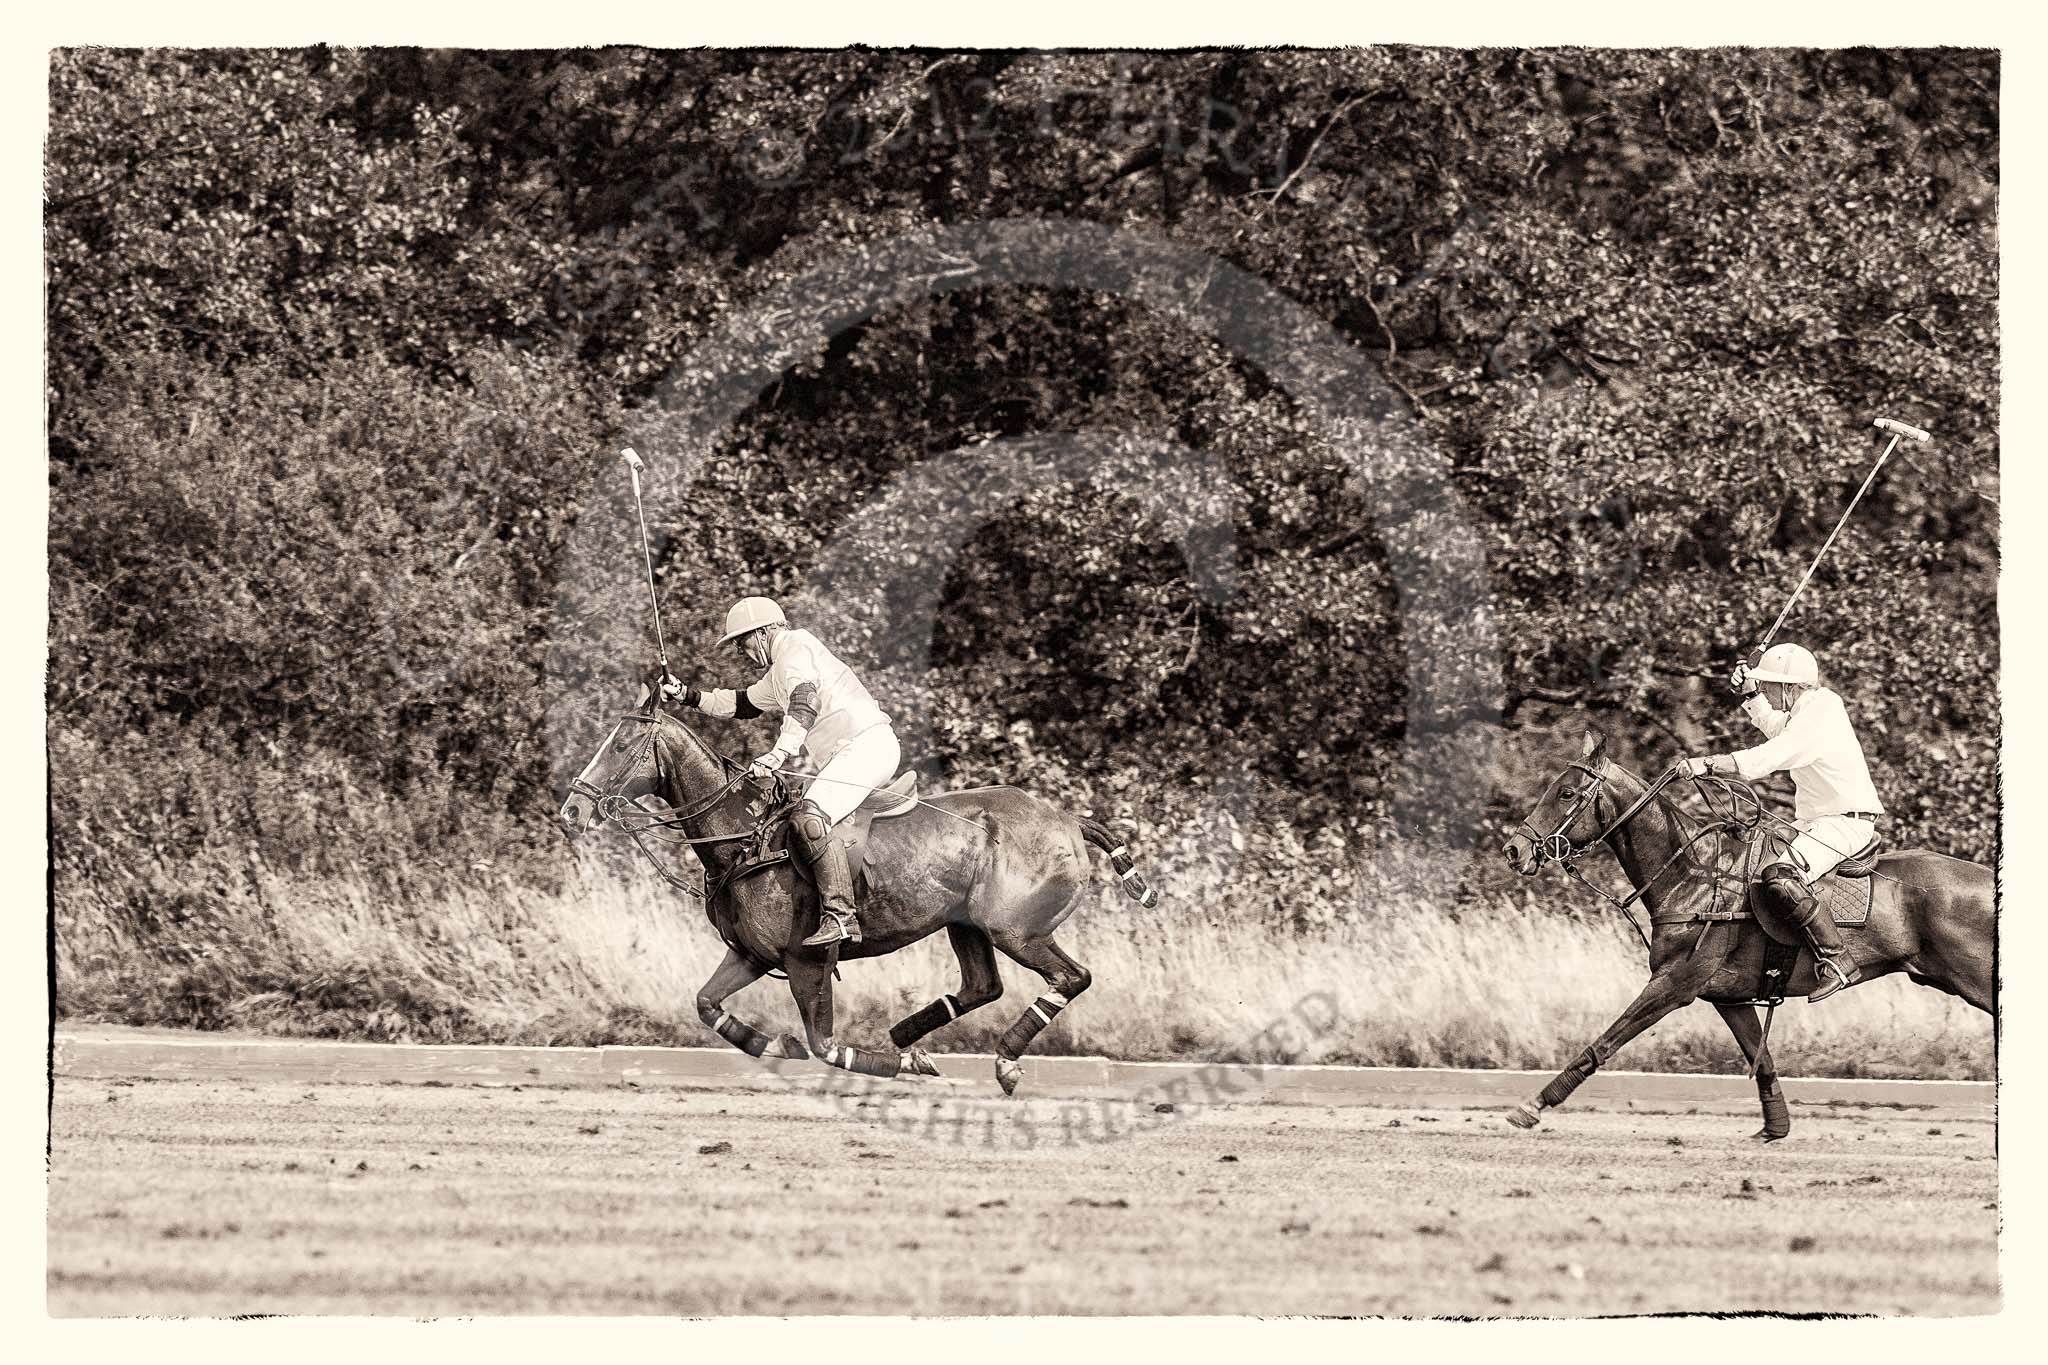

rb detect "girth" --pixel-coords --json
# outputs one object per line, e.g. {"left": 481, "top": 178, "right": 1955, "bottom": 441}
{"left": 700, "top": 772, "right": 925, "bottom": 966}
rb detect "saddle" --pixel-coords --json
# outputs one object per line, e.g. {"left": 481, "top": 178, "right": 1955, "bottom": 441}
{"left": 1743, "top": 829, "right": 1884, "bottom": 941}
{"left": 709, "top": 769, "right": 922, "bottom": 907}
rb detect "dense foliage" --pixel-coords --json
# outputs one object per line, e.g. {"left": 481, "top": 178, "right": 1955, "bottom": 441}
{"left": 50, "top": 49, "right": 1998, "bottom": 1008}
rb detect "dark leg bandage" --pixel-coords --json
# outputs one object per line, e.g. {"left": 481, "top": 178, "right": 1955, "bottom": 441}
{"left": 890, "top": 994, "right": 961, "bottom": 1049}
{"left": 1538, "top": 1047, "right": 1600, "bottom": 1110}
{"left": 820, "top": 1040, "right": 901, "bottom": 1078}
{"left": 708, "top": 1009, "right": 775, "bottom": 1058}
{"left": 996, "top": 991, "right": 1070, "bottom": 1062}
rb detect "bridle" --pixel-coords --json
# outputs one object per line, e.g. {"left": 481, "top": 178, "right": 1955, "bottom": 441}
{"left": 1513, "top": 760, "right": 1670, "bottom": 882}
{"left": 1512, "top": 758, "right": 1748, "bottom": 949}
{"left": 567, "top": 708, "right": 769, "bottom": 895}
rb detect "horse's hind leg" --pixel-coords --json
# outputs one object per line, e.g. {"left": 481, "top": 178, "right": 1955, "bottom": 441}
{"left": 987, "top": 934, "right": 1091, "bottom": 1097}
{"left": 1907, "top": 883, "right": 1996, "bottom": 1014}
{"left": 783, "top": 953, "right": 905, "bottom": 1079}
{"left": 696, "top": 948, "right": 807, "bottom": 1060}
{"left": 1714, "top": 1001, "right": 1790, "bottom": 1142}
{"left": 886, "top": 925, "right": 1006, "bottom": 1075}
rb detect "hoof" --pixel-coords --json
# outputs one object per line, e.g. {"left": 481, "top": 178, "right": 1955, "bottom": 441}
{"left": 1506, "top": 1102, "right": 1544, "bottom": 1130}
{"left": 762, "top": 1034, "right": 810, "bottom": 1061}
{"left": 995, "top": 1057, "right": 1024, "bottom": 1097}
{"left": 1752, "top": 1127, "right": 1790, "bottom": 1143}
{"left": 900, "top": 1047, "right": 941, "bottom": 1078}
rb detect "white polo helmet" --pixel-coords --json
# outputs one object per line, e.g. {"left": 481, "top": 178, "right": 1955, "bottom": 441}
{"left": 717, "top": 596, "right": 786, "bottom": 645}
{"left": 1749, "top": 642, "right": 1819, "bottom": 686}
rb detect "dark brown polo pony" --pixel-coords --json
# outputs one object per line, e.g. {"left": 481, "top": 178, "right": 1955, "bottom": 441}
{"left": 560, "top": 694, "right": 1157, "bottom": 1095}
{"left": 1500, "top": 730, "right": 1992, "bottom": 1140}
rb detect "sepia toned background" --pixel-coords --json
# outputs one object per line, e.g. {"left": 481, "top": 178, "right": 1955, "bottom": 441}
{"left": 46, "top": 48, "right": 1997, "bottom": 1076}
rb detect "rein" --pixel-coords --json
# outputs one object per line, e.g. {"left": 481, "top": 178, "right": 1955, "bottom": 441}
{"left": 570, "top": 709, "right": 775, "bottom": 896}
{"left": 1515, "top": 760, "right": 1751, "bottom": 950}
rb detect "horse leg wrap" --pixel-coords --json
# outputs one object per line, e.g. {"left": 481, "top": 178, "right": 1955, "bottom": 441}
{"left": 996, "top": 991, "right": 1069, "bottom": 1062}
{"left": 823, "top": 1041, "right": 902, "bottom": 1078}
{"left": 1538, "top": 1047, "right": 1599, "bottom": 1110}
{"left": 890, "top": 994, "right": 961, "bottom": 1050}
{"left": 1759, "top": 1082, "right": 1791, "bottom": 1140}
{"left": 711, "top": 1010, "right": 773, "bottom": 1059}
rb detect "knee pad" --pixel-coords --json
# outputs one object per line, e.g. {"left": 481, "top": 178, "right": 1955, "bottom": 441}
{"left": 1762, "top": 861, "right": 1815, "bottom": 912}
{"left": 790, "top": 800, "right": 834, "bottom": 855}
{"left": 1762, "top": 861, "right": 1804, "bottom": 888}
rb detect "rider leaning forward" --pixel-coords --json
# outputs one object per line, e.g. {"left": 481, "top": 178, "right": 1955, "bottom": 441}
{"left": 1669, "top": 642, "right": 1885, "bottom": 1003}
{"left": 660, "top": 597, "right": 898, "bottom": 949}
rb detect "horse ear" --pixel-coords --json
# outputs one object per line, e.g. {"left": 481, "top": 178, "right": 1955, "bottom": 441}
{"left": 634, "top": 682, "right": 653, "bottom": 711}
{"left": 1581, "top": 729, "right": 1606, "bottom": 759}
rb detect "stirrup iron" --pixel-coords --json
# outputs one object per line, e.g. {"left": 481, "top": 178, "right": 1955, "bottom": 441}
{"left": 1809, "top": 953, "right": 1854, "bottom": 1003}
{"left": 802, "top": 907, "right": 861, "bottom": 948}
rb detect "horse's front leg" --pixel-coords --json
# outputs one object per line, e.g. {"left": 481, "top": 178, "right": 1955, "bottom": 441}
{"left": 696, "top": 948, "right": 808, "bottom": 1060}
{"left": 784, "top": 953, "right": 906, "bottom": 1079}
{"left": 1508, "top": 949, "right": 1720, "bottom": 1130}
{"left": 1715, "top": 1001, "right": 1790, "bottom": 1141}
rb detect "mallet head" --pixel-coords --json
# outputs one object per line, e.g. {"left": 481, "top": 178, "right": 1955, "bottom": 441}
{"left": 621, "top": 446, "right": 646, "bottom": 472}
{"left": 1873, "top": 418, "right": 1932, "bottom": 444}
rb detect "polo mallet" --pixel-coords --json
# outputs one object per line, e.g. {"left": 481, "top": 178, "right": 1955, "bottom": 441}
{"left": 1756, "top": 417, "right": 1931, "bottom": 652}
{"left": 619, "top": 447, "right": 671, "bottom": 673}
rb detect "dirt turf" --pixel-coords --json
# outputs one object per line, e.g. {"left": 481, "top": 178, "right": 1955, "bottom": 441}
{"left": 48, "top": 1069, "right": 1998, "bottom": 1316}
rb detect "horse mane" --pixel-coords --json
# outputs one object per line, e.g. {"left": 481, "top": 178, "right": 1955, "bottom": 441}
{"left": 639, "top": 705, "right": 750, "bottom": 792}
{"left": 1595, "top": 752, "right": 1738, "bottom": 874}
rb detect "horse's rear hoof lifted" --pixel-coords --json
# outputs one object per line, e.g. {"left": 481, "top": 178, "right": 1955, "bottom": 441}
{"left": 900, "top": 1047, "right": 940, "bottom": 1078}
{"left": 1506, "top": 1102, "right": 1544, "bottom": 1130}
{"left": 763, "top": 1034, "right": 810, "bottom": 1061}
{"left": 995, "top": 1058, "right": 1024, "bottom": 1096}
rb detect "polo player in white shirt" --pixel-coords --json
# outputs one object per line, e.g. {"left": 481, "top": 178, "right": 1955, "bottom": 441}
{"left": 1671, "top": 642, "right": 1885, "bottom": 1002}
{"left": 664, "top": 597, "right": 900, "bottom": 948}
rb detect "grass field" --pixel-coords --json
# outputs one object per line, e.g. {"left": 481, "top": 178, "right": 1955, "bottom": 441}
{"left": 55, "top": 845, "right": 1995, "bottom": 1079}
{"left": 47, "top": 1069, "right": 1999, "bottom": 1316}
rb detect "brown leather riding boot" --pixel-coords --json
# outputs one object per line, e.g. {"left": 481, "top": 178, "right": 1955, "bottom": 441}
{"left": 1771, "top": 871, "right": 1856, "bottom": 1003}
{"left": 791, "top": 800, "right": 861, "bottom": 948}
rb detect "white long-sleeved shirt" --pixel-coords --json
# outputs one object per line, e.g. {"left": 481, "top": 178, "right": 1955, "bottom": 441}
{"left": 1730, "top": 687, "right": 1884, "bottom": 822}
{"left": 696, "top": 628, "right": 890, "bottom": 768}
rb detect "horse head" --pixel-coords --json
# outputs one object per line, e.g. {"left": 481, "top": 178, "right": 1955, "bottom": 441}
{"left": 1503, "top": 729, "right": 1623, "bottom": 876}
{"left": 558, "top": 684, "right": 733, "bottom": 836}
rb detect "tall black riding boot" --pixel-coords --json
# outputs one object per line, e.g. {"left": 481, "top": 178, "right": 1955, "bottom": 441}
{"left": 1766, "top": 867, "right": 1856, "bottom": 1003}
{"left": 790, "top": 799, "right": 861, "bottom": 948}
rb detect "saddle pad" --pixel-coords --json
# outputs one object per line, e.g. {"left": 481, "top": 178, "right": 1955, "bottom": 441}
{"left": 1817, "top": 874, "right": 1874, "bottom": 927}
{"left": 1745, "top": 871, "right": 1874, "bottom": 942}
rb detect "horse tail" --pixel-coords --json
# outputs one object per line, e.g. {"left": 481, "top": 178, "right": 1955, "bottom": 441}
{"left": 1079, "top": 818, "right": 1159, "bottom": 908}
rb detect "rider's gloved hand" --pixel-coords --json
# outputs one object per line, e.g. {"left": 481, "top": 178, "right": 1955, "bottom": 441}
{"left": 1667, "top": 756, "right": 1713, "bottom": 784}
{"left": 1729, "top": 661, "right": 1757, "bottom": 696}
{"left": 748, "top": 749, "right": 787, "bottom": 781}
{"left": 660, "top": 673, "right": 698, "bottom": 708}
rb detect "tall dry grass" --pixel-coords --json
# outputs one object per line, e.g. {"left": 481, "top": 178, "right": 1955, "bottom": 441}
{"left": 55, "top": 829, "right": 1992, "bottom": 1079}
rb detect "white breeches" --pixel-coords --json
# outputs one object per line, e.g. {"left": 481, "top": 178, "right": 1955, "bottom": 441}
{"left": 807, "top": 726, "right": 901, "bottom": 826}
{"left": 1785, "top": 815, "right": 1877, "bottom": 882}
